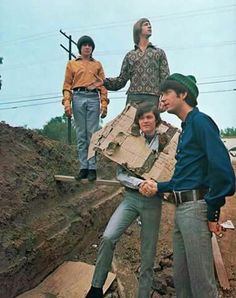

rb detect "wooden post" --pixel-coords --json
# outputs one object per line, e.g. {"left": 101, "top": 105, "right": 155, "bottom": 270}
{"left": 212, "top": 234, "right": 230, "bottom": 290}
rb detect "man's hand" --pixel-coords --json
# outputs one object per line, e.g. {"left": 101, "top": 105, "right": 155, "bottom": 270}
{"left": 101, "top": 106, "right": 107, "bottom": 119}
{"left": 158, "top": 95, "right": 167, "bottom": 113}
{"left": 139, "top": 180, "right": 158, "bottom": 197}
{"left": 64, "top": 100, "right": 72, "bottom": 117}
{"left": 208, "top": 221, "right": 226, "bottom": 237}
{"left": 87, "top": 73, "right": 104, "bottom": 90}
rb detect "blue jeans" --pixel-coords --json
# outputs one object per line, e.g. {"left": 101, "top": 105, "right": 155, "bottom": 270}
{"left": 92, "top": 190, "right": 162, "bottom": 298}
{"left": 173, "top": 200, "right": 218, "bottom": 298}
{"left": 72, "top": 91, "right": 100, "bottom": 170}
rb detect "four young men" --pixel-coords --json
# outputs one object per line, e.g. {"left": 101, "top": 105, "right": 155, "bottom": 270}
{"left": 62, "top": 18, "right": 235, "bottom": 298}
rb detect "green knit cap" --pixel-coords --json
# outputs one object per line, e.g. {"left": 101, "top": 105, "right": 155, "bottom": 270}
{"left": 167, "top": 73, "right": 199, "bottom": 100}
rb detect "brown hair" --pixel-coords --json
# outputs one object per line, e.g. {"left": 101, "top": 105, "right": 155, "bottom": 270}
{"left": 133, "top": 18, "right": 150, "bottom": 45}
{"left": 160, "top": 80, "right": 198, "bottom": 107}
{"left": 134, "top": 102, "right": 161, "bottom": 127}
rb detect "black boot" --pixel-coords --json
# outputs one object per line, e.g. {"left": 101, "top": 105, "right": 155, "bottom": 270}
{"left": 85, "top": 286, "right": 103, "bottom": 298}
{"left": 87, "top": 170, "right": 97, "bottom": 181}
{"left": 75, "top": 169, "right": 88, "bottom": 180}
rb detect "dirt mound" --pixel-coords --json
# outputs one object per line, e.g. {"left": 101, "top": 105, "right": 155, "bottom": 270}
{"left": 0, "top": 122, "right": 119, "bottom": 298}
{"left": 0, "top": 122, "right": 235, "bottom": 298}
{"left": 0, "top": 122, "right": 78, "bottom": 223}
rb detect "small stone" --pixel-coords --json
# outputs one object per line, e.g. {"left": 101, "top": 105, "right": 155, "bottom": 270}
{"left": 160, "top": 258, "right": 173, "bottom": 268}
{"left": 151, "top": 291, "right": 162, "bottom": 298}
{"left": 152, "top": 278, "right": 167, "bottom": 295}
{"left": 153, "top": 264, "right": 162, "bottom": 272}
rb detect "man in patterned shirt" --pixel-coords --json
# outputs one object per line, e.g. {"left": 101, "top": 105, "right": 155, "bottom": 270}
{"left": 89, "top": 18, "right": 170, "bottom": 107}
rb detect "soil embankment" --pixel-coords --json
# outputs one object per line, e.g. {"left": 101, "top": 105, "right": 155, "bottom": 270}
{"left": 0, "top": 123, "right": 235, "bottom": 298}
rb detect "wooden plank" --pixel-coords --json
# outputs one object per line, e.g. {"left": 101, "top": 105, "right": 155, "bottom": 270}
{"left": 17, "top": 261, "right": 116, "bottom": 298}
{"left": 212, "top": 234, "right": 230, "bottom": 290}
{"left": 54, "top": 175, "right": 120, "bottom": 186}
{"left": 55, "top": 175, "right": 76, "bottom": 182}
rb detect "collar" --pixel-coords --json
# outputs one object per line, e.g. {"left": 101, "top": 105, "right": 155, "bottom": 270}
{"left": 134, "top": 42, "right": 156, "bottom": 51}
{"left": 140, "top": 129, "right": 157, "bottom": 139}
{"left": 181, "top": 107, "right": 199, "bottom": 129}
{"left": 75, "top": 55, "right": 95, "bottom": 61}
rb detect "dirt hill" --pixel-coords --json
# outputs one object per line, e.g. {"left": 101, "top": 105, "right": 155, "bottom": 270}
{"left": 0, "top": 122, "right": 120, "bottom": 297}
{"left": 0, "top": 122, "right": 235, "bottom": 298}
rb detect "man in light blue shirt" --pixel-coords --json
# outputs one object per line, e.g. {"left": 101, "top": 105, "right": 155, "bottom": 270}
{"left": 86, "top": 103, "right": 163, "bottom": 298}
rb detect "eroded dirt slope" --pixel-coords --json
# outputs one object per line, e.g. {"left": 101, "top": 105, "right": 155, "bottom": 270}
{"left": 0, "top": 122, "right": 235, "bottom": 298}
{"left": 0, "top": 122, "right": 120, "bottom": 298}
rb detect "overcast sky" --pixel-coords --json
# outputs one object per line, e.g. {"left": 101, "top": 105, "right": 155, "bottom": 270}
{"left": 0, "top": 0, "right": 235, "bottom": 130}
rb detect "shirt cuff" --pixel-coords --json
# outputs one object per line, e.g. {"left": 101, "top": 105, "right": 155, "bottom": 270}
{"left": 157, "top": 181, "right": 171, "bottom": 193}
{"left": 207, "top": 205, "right": 221, "bottom": 222}
{"left": 103, "top": 78, "right": 109, "bottom": 88}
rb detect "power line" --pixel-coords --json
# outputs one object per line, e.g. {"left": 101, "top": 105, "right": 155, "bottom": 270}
{"left": 1, "top": 73, "right": 235, "bottom": 101}
{"left": 0, "top": 89, "right": 235, "bottom": 111}
{"left": 0, "top": 95, "right": 61, "bottom": 105}
{"left": 0, "top": 100, "right": 60, "bottom": 110}
{"left": 2, "top": 40, "right": 236, "bottom": 72}
{"left": 198, "top": 79, "right": 236, "bottom": 85}
{"left": 200, "top": 73, "right": 236, "bottom": 80}
{"left": 0, "top": 92, "right": 61, "bottom": 101}
{"left": 0, "top": 4, "right": 235, "bottom": 47}
{"left": 1, "top": 79, "right": 236, "bottom": 104}
{"left": 67, "top": 4, "right": 236, "bottom": 34}
{"left": 201, "top": 89, "right": 236, "bottom": 94}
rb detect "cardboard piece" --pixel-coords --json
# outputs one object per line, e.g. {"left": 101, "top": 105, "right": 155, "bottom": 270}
{"left": 17, "top": 261, "right": 116, "bottom": 298}
{"left": 88, "top": 105, "right": 180, "bottom": 182}
{"left": 220, "top": 219, "right": 235, "bottom": 230}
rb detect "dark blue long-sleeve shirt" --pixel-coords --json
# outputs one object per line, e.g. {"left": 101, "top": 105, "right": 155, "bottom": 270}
{"left": 158, "top": 107, "right": 235, "bottom": 221}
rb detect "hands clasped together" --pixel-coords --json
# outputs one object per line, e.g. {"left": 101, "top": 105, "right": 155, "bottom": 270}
{"left": 139, "top": 179, "right": 158, "bottom": 197}
{"left": 138, "top": 180, "right": 226, "bottom": 238}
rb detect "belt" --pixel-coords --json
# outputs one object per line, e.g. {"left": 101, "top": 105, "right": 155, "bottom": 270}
{"left": 73, "top": 87, "right": 98, "bottom": 93}
{"left": 169, "top": 189, "right": 208, "bottom": 206}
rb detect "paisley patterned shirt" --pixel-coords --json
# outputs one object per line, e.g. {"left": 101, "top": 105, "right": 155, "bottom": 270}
{"left": 104, "top": 43, "right": 170, "bottom": 96}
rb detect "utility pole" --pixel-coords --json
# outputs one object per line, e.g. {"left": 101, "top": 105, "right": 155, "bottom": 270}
{"left": 0, "top": 57, "right": 3, "bottom": 90}
{"left": 60, "top": 30, "right": 76, "bottom": 145}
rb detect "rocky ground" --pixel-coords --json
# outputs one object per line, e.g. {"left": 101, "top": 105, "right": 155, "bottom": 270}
{"left": 0, "top": 122, "right": 235, "bottom": 298}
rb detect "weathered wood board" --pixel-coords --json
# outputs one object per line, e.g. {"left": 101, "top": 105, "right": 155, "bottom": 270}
{"left": 17, "top": 261, "right": 116, "bottom": 298}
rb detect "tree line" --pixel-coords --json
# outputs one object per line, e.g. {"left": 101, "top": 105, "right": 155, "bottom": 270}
{"left": 36, "top": 114, "right": 236, "bottom": 144}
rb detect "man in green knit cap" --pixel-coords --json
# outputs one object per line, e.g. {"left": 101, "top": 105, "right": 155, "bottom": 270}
{"left": 140, "top": 73, "right": 235, "bottom": 298}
